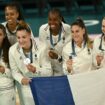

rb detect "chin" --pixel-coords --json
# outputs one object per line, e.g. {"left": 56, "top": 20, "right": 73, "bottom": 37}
{"left": 19, "top": 44, "right": 25, "bottom": 48}
{"left": 8, "top": 22, "right": 14, "bottom": 25}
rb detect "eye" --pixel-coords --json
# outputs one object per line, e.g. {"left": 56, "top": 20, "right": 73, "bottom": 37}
{"left": 17, "top": 36, "right": 20, "bottom": 40}
{"left": 22, "top": 36, "right": 26, "bottom": 39}
{"left": 71, "top": 30, "right": 74, "bottom": 33}
{"left": 76, "top": 30, "right": 79, "bottom": 33}
{"left": 5, "top": 13, "right": 8, "bottom": 16}
{"left": 102, "top": 25, "right": 105, "bottom": 28}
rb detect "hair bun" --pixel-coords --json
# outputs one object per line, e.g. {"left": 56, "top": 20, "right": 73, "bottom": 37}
{"left": 17, "top": 20, "right": 31, "bottom": 33}
{"left": 76, "top": 17, "right": 83, "bottom": 23}
{"left": 18, "top": 20, "right": 28, "bottom": 27}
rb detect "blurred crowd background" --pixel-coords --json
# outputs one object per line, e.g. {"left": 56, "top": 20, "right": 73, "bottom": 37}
{"left": 0, "top": 0, "right": 105, "bottom": 36}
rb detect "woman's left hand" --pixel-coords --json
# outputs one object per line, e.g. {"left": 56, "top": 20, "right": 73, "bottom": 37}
{"left": 0, "top": 65, "right": 5, "bottom": 74}
{"left": 48, "top": 50, "right": 58, "bottom": 59}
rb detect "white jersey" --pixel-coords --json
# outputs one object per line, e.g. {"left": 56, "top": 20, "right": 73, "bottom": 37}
{"left": 62, "top": 41, "right": 93, "bottom": 74}
{"left": 9, "top": 38, "right": 53, "bottom": 105}
{"left": 2, "top": 22, "right": 34, "bottom": 45}
{"left": 39, "top": 22, "right": 71, "bottom": 76}
{"left": 93, "top": 35, "right": 105, "bottom": 68}
{"left": 0, "top": 58, "right": 14, "bottom": 88}
{"left": 9, "top": 39, "right": 53, "bottom": 83}
{"left": 0, "top": 53, "right": 15, "bottom": 105}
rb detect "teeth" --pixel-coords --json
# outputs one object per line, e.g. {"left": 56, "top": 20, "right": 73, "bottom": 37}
{"left": 7, "top": 20, "right": 12, "bottom": 22}
{"left": 50, "top": 25, "right": 55, "bottom": 28}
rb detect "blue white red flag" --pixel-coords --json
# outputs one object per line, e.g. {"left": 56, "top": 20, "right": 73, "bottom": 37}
{"left": 30, "top": 69, "right": 105, "bottom": 105}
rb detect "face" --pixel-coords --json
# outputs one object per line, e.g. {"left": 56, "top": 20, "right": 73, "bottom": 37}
{"left": 5, "top": 6, "right": 19, "bottom": 25}
{"left": 17, "top": 30, "right": 31, "bottom": 49}
{"left": 71, "top": 25, "right": 85, "bottom": 44}
{"left": 48, "top": 12, "right": 61, "bottom": 31}
{"left": 102, "top": 19, "right": 105, "bottom": 34}
{"left": 0, "top": 29, "right": 5, "bottom": 46}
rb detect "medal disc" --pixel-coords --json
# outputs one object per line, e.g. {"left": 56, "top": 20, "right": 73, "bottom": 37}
{"left": 24, "top": 58, "right": 31, "bottom": 65}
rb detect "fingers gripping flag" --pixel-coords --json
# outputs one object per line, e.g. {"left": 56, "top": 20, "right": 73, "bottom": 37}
{"left": 30, "top": 68, "right": 105, "bottom": 105}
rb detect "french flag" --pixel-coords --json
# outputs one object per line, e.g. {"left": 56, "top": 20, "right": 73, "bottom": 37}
{"left": 30, "top": 68, "right": 105, "bottom": 105}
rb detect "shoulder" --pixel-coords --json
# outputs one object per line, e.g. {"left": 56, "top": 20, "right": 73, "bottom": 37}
{"left": 62, "top": 22, "right": 71, "bottom": 30}
{"left": 62, "top": 22, "right": 71, "bottom": 36}
{"left": 94, "top": 35, "right": 101, "bottom": 44}
{"left": 39, "top": 23, "right": 49, "bottom": 31}
{"left": 1, "top": 22, "right": 7, "bottom": 27}
{"left": 9, "top": 43, "right": 18, "bottom": 54}
{"left": 63, "top": 41, "right": 71, "bottom": 51}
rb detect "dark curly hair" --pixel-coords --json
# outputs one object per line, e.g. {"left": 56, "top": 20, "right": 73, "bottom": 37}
{"left": 0, "top": 24, "right": 11, "bottom": 65}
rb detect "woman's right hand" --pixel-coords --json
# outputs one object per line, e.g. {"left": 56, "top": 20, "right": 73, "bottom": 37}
{"left": 0, "top": 65, "right": 5, "bottom": 74}
{"left": 21, "top": 77, "right": 31, "bottom": 85}
{"left": 96, "top": 54, "right": 104, "bottom": 66}
{"left": 66, "top": 59, "right": 73, "bottom": 73}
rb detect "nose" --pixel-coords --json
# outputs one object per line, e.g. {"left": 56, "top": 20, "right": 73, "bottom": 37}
{"left": 72, "top": 32, "right": 76, "bottom": 36}
{"left": 49, "top": 20, "right": 56, "bottom": 25}
{"left": 18, "top": 38, "right": 23, "bottom": 44}
{"left": 6, "top": 15, "right": 12, "bottom": 21}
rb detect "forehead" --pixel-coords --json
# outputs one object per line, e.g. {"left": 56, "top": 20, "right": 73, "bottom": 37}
{"left": 71, "top": 25, "right": 81, "bottom": 30}
{"left": 17, "top": 30, "right": 29, "bottom": 36}
{"left": 49, "top": 12, "right": 60, "bottom": 18}
{"left": 5, "top": 6, "right": 17, "bottom": 12}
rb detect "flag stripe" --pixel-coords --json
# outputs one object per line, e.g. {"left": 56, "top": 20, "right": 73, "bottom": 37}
{"left": 67, "top": 69, "right": 105, "bottom": 105}
{"left": 30, "top": 68, "right": 105, "bottom": 105}
{"left": 30, "top": 76, "right": 75, "bottom": 105}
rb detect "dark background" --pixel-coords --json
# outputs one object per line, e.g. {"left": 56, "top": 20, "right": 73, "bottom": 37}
{"left": 0, "top": 0, "right": 105, "bottom": 36}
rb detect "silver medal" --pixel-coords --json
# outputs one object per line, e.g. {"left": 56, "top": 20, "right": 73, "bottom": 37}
{"left": 24, "top": 58, "right": 31, "bottom": 65}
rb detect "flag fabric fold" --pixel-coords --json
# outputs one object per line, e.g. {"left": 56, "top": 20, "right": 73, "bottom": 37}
{"left": 30, "top": 68, "right": 105, "bottom": 105}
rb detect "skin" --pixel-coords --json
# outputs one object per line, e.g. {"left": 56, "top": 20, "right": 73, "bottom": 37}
{"left": 71, "top": 25, "right": 85, "bottom": 47}
{"left": 48, "top": 12, "right": 61, "bottom": 36}
{"left": 16, "top": 30, "right": 36, "bottom": 85}
{"left": 66, "top": 25, "right": 85, "bottom": 72}
{"left": 16, "top": 30, "right": 31, "bottom": 51}
{"left": 5, "top": 6, "right": 19, "bottom": 31}
{"left": 48, "top": 12, "right": 62, "bottom": 59}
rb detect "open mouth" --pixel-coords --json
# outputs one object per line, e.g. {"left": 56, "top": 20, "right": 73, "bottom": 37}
{"left": 50, "top": 25, "right": 55, "bottom": 28}
{"left": 7, "top": 20, "right": 12, "bottom": 22}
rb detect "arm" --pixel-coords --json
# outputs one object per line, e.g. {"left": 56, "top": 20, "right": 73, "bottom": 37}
{"left": 33, "top": 47, "right": 53, "bottom": 76}
{"left": 39, "top": 24, "right": 48, "bottom": 49}
{"left": 92, "top": 37, "right": 104, "bottom": 69}
{"left": 62, "top": 46, "right": 72, "bottom": 75}
{"left": 9, "top": 48, "right": 24, "bottom": 84}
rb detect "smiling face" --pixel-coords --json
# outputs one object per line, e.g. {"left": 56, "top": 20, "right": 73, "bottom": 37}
{"left": 16, "top": 30, "right": 31, "bottom": 50}
{"left": 48, "top": 12, "right": 61, "bottom": 32}
{"left": 71, "top": 25, "right": 85, "bottom": 46}
{"left": 5, "top": 6, "right": 19, "bottom": 25}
